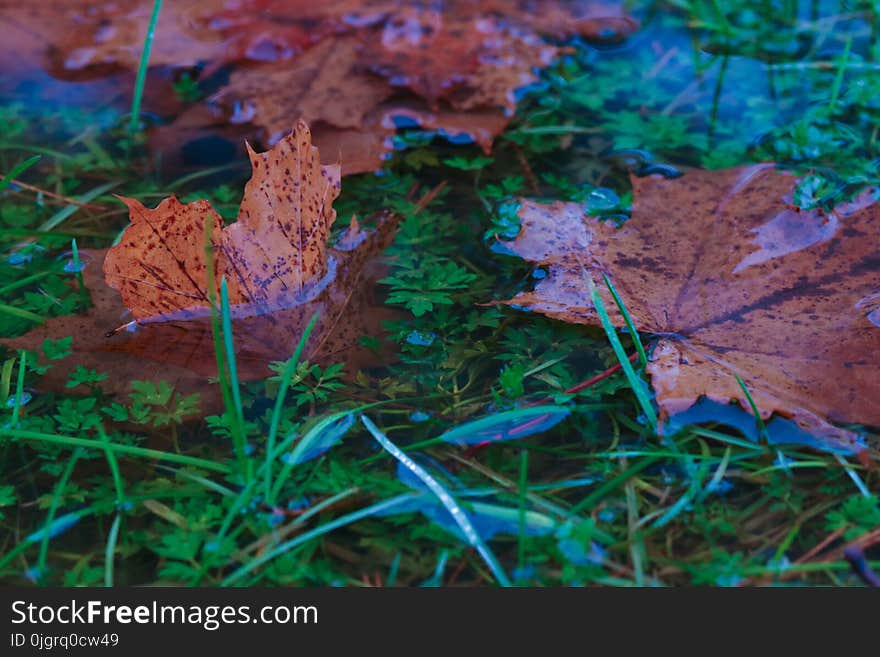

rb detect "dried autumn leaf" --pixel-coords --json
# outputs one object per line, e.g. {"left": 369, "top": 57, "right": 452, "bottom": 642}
{"left": 2, "top": 121, "right": 398, "bottom": 410}
{"left": 3, "top": 1, "right": 635, "bottom": 174}
{"left": 211, "top": 37, "right": 394, "bottom": 145}
{"left": 203, "top": 0, "right": 636, "bottom": 168}
{"left": 221, "top": 120, "right": 341, "bottom": 305}
{"left": 499, "top": 164, "right": 880, "bottom": 449}
{"left": 104, "top": 119, "right": 341, "bottom": 319}
{"left": 0, "top": 1, "right": 224, "bottom": 74}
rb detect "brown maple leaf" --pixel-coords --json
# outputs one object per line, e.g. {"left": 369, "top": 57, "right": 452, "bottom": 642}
{"left": 2, "top": 120, "right": 399, "bottom": 409}
{"left": 202, "top": 0, "right": 636, "bottom": 169}
{"left": 3, "top": 1, "right": 635, "bottom": 175}
{"left": 498, "top": 164, "right": 880, "bottom": 449}
{"left": 104, "top": 120, "right": 341, "bottom": 320}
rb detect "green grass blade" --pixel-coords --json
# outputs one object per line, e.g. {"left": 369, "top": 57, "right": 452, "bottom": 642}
{"left": 588, "top": 277, "right": 657, "bottom": 430}
{"left": 0, "top": 355, "right": 14, "bottom": 403}
{"left": 651, "top": 444, "right": 712, "bottom": 529}
{"left": 129, "top": 0, "right": 163, "bottom": 134}
{"left": 10, "top": 350, "right": 26, "bottom": 425}
{"left": 436, "top": 405, "right": 570, "bottom": 446}
{"left": 0, "top": 303, "right": 47, "bottom": 324}
{"left": 834, "top": 454, "right": 871, "bottom": 497}
{"left": 220, "top": 278, "right": 246, "bottom": 452}
{"left": 264, "top": 311, "right": 320, "bottom": 503}
{"left": 203, "top": 218, "right": 248, "bottom": 480}
{"left": 698, "top": 445, "right": 732, "bottom": 503}
{"left": 208, "top": 484, "right": 359, "bottom": 582}
{"left": 361, "top": 414, "right": 512, "bottom": 587}
{"left": 734, "top": 374, "right": 769, "bottom": 444}
{"left": 97, "top": 424, "right": 126, "bottom": 503}
{"left": 0, "top": 271, "right": 54, "bottom": 297}
{"left": 0, "top": 427, "right": 231, "bottom": 473}
{"left": 624, "top": 479, "right": 645, "bottom": 585}
{"left": 602, "top": 272, "right": 648, "bottom": 369}
{"left": 829, "top": 35, "right": 852, "bottom": 114}
{"left": 37, "top": 448, "right": 84, "bottom": 580}
{"left": 104, "top": 513, "right": 122, "bottom": 587}
{"left": 516, "top": 448, "right": 529, "bottom": 581}
{"left": 36, "top": 181, "right": 118, "bottom": 233}
{"left": 222, "top": 493, "right": 414, "bottom": 586}
{"left": 269, "top": 404, "right": 384, "bottom": 503}
{"left": 0, "top": 155, "right": 40, "bottom": 193}
{"left": 570, "top": 455, "right": 661, "bottom": 514}
{"left": 386, "top": 552, "right": 402, "bottom": 586}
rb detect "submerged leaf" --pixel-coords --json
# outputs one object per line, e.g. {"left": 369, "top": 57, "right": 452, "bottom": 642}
{"left": 3, "top": 2, "right": 637, "bottom": 174}
{"left": 104, "top": 120, "right": 341, "bottom": 320}
{"left": 1, "top": 122, "right": 398, "bottom": 410}
{"left": 498, "top": 164, "right": 880, "bottom": 449}
{"left": 202, "top": 1, "right": 636, "bottom": 170}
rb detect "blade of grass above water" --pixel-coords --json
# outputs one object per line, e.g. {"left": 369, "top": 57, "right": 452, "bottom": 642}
{"left": 0, "top": 155, "right": 41, "bottom": 193}
{"left": 361, "top": 415, "right": 512, "bottom": 587}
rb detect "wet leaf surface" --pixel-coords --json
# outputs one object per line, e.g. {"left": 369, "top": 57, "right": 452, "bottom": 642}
{"left": 1, "top": 121, "right": 399, "bottom": 409}
{"left": 499, "top": 164, "right": 880, "bottom": 449}
{"left": 1, "top": 0, "right": 636, "bottom": 175}
{"left": 104, "top": 120, "right": 341, "bottom": 319}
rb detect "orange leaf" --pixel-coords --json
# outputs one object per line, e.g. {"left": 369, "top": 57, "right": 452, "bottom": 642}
{"left": 104, "top": 120, "right": 340, "bottom": 321}
{"left": 103, "top": 197, "right": 225, "bottom": 321}
{"left": 1, "top": 121, "right": 398, "bottom": 412}
{"left": 221, "top": 121, "right": 341, "bottom": 306}
{"left": 498, "top": 164, "right": 880, "bottom": 449}
{"left": 5, "top": 1, "right": 635, "bottom": 175}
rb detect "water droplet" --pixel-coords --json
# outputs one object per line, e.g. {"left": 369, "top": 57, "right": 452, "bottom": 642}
{"left": 733, "top": 207, "right": 837, "bottom": 274}
{"left": 597, "top": 508, "right": 616, "bottom": 523}
{"left": 512, "top": 565, "right": 536, "bottom": 581}
{"left": 24, "top": 566, "right": 43, "bottom": 583}
{"left": 63, "top": 259, "right": 85, "bottom": 273}
{"left": 489, "top": 241, "right": 517, "bottom": 256}
{"left": 437, "top": 129, "right": 474, "bottom": 145}
{"left": 406, "top": 330, "right": 436, "bottom": 346}
{"left": 94, "top": 24, "right": 117, "bottom": 44}
{"left": 767, "top": 555, "right": 791, "bottom": 574}
{"left": 532, "top": 269, "right": 547, "bottom": 280}
{"left": 856, "top": 294, "right": 880, "bottom": 327}
{"left": 6, "top": 392, "right": 31, "bottom": 408}
{"left": 344, "top": 12, "right": 384, "bottom": 28}
{"left": 390, "top": 113, "right": 420, "bottom": 129}
{"left": 586, "top": 187, "right": 620, "bottom": 212}
{"left": 7, "top": 252, "right": 31, "bottom": 266}
{"left": 410, "top": 410, "right": 431, "bottom": 422}
{"left": 246, "top": 38, "right": 294, "bottom": 62}
{"left": 706, "top": 478, "right": 734, "bottom": 496}
{"left": 286, "top": 497, "right": 310, "bottom": 511}
{"left": 557, "top": 538, "right": 606, "bottom": 566}
{"left": 64, "top": 47, "right": 96, "bottom": 70}
{"left": 229, "top": 100, "right": 256, "bottom": 124}
{"left": 715, "top": 573, "right": 742, "bottom": 587}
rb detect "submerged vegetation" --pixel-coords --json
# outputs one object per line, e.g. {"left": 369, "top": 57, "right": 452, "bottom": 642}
{"left": 0, "top": 1, "right": 878, "bottom": 586}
